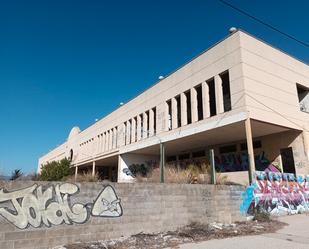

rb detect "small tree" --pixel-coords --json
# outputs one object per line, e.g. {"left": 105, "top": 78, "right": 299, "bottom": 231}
{"left": 10, "top": 169, "right": 23, "bottom": 181}
{"left": 39, "top": 158, "right": 72, "bottom": 181}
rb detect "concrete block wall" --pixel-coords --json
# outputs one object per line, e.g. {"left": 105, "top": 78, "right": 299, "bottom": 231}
{"left": 0, "top": 181, "right": 245, "bottom": 249}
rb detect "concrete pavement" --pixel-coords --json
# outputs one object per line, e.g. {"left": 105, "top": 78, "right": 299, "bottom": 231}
{"left": 177, "top": 214, "right": 309, "bottom": 249}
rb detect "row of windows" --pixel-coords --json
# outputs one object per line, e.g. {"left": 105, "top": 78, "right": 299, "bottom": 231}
{"left": 123, "top": 107, "right": 157, "bottom": 145}
{"left": 166, "top": 70, "right": 231, "bottom": 131}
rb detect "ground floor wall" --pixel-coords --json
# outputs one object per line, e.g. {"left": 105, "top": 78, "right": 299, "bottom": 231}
{"left": 0, "top": 181, "right": 244, "bottom": 249}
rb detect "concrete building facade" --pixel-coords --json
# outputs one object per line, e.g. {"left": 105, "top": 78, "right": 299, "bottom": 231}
{"left": 38, "top": 30, "right": 309, "bottom": 184}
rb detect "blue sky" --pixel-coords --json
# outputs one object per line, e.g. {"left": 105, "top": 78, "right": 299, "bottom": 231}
{"left": 0, "top": 0, "right": 308, "bottom": 175}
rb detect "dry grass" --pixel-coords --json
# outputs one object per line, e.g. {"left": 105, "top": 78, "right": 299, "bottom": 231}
{"left": 137, "top": 163, "right": 211, "bottom": 184}
{"left": 65, "top": 172, "right": 100, "bottom": 183}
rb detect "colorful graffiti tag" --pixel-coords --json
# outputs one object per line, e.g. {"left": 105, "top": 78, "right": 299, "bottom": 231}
{"left": 215, "top": 151, "right": 280, "bottom": 172}
{"left": 240, "top": 171, "right": 309, "bottom": 215}
{"left": 0, "top": 183, "right": 123, "bottom": 229}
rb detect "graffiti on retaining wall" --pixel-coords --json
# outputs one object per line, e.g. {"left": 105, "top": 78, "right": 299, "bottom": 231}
{"left": 0, "top": 183, "right": 122, "bottom": 229}
{"left": 240, "top": 171, "right": 309, "bottom": 216}
{"left": 215, "top": 151, "right": 281, "bottom": 173}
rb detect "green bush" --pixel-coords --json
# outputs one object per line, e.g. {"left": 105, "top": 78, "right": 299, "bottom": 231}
{"left": 39, "top": 158, "right": 72, "bottom": 181}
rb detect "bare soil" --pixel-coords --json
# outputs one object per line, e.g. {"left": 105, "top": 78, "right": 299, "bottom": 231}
{"left": 65, "top": 219, "right": 286, "bottom": 249}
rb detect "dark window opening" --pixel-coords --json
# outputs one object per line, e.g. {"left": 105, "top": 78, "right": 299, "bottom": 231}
{"left": 207, "top": 78, "right": 216, "bottom": 116}
{"left": 123, "top": 122, "right": 127, "bottom": 144}
{"left": 167, "top": 155, "right": 177, "bottom": 162}
{"left": 152, "top": 107, "right": 157, "bottom": 134}
{"left": 178, "top": 153, "right": 190, "bottom": 160}
{"left": 241, "top": 140, "right": 262, "bottom": 151}
{"left": 175, "top": 95, "right": 181, "bottom": 127}
{"left": 185, "top": 91, "right": 192, "bottom": 124}
{"left": 145, "top": 111, "right": 149, "bottom": 137}
{"left": 133, "top": 117, "right": 137, "bottom": 142}
{"left": 140, "top": 114, "right": 144, "bottom": 138}
{"left": 280, "top": 147, "right": 296, "bottom": 174}
{"left": 167, "top": 100, "right": 172, "bottom": 130}
{"left": 221, "top": 71, "right": 232, "bottom": 112}
{"left": 297, "top": 84, "right": 309, "bottom": 113}
{"left": 192, "top": 150, "right": 205, "bottom": 158}
{"left": 195, "top": 84, "right": 203, "bottom": 121}
{"left": 219, "top": 144, "right": 237, "bottom": 154}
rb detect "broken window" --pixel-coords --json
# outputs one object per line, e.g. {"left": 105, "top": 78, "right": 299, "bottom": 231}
{"left": 195, "top": 84, "right": 203, "bottom": 121}
{"left": 207, "top": 78, "right": 217, "bottom": 116}
{"left": 185, "top": 91, "right": 192, "bottom": 124}
{"left": 221, "top": 71, "right": 232, "bottom": 112}
{"left": 297, "top": 84, "right": 309, "bottom": 113}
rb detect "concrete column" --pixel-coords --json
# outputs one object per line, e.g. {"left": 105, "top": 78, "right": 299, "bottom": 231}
{"left": 190, "top": 88, "right": 198, "bottom": 123}
{"left": 75, "top": 166, "right": 78, "bottom": 181}
{"left": 303, "top": 127, "right": 309, "bottom": 161}
{"left": 160, "top": 143, "right": 165, "bottom": 183}
{"left": 202, "top": 81, "right": 210, "bottom": 119}
{"left": 102, "top": 133, "right": 105, "bottom": 152}
{"left": 113, "top": 128, "right": 117, "bottom": 148}
{"left": 105, "top": 132, "right": 108, "bottom": 151}
{"left": 92, "top": 161, "right": 96, "bottom": 176}
{"left": 143, "top": 112, "right": 148, "bottom": 138}
{"left": 131, "top": 118, "right": 136, "bottom": 142}
{"left": 117, "top": 154, "right": 135, "bottom": 183}
{"left": 137, "top": 115, "right": 142, "bottom": 141}
{"left": 171, "top": 97, "right": 178, "bottom": 129}
{"left": 125, "top": 121, "right": 131, "bottom": 145}
{"left": 215, "top": 74, "right": 224, "bottom": 114}
{"left": 149, "top": 109, "right": 154, "bottom": 136}
{"left": 180, "top": 92, "right": 187, "bottom": 126}
{"left": 245, "top": 118, "right": 255, "bottom": 184}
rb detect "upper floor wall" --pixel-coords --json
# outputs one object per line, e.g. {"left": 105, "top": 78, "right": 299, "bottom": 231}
{"left": 238, "top": 32, "right": 309, "bottom": 130}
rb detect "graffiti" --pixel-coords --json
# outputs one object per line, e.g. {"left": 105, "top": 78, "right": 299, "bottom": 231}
{"left": 0, "top": 183, "right": 122, "bottom": 229}
{"left": 240, "top": 171, "right": 309, "bottom": 216}
{"left": 123, "top": 168, "right": 135, "bottom": 177}
{"left": 215, "top": 151, "right": 280, "bottom": 173}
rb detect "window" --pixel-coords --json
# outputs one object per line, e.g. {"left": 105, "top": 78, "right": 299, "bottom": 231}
{"left": 185, "top": 91, "right": 192, "bottom": 124}
{"left": 166, "top": 100, "right": 172, "bottom": 130}
{"left": 192, "top": 150, "right": 205, "bottom": 158}
{"left": 152, "top": 107, "right": 157, "bottom": 134}
{"left": 207, "top": 78, "right": 217, "bottom": 116}
{"left": 297, "top": 84, "right": 309, "bottom": 113}
{"left": 195, "top": 84, "right": 203, "bottom": 121}
{"left": 219, "top": 144, "right": 237, "bottom": 154}
{"left": 240, "top": 140, "right": 262, "bottom": 151}
{"left": 221, "top": 71, "right": 232, "bottom": 112}
{"left": 178, "top": 153, "right": 190, "bottom": 160}
{"left": 175, "top": 95, "right": 181, "bottom": 127}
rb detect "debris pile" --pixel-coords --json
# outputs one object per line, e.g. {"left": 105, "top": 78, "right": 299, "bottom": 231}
{"left": 64, "top": 220, "right": 286, "bottom": 249}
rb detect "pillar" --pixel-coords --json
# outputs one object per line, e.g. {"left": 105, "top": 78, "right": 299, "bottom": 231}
{"left": 303, "top": 126, "right": 309, "bottom": 161}
{"left": 171, "top": 97, "right": 178, "bottom": 129}
{"left": 215, "top": 74, "right": 224, "bottom": 114}
{"left": 149, "top": 109, "right": 154, "bottom": 136}
{"left": 137, "top": 115, "right": 142, "bottom": 140}
{"left": 125, "top": 121, "right": 131, "bottom": 145}
{"left": 92, "top": 161, "right": 96, "bottom": 176}
{"left": 131, "top": 118, "right": 136, "bottom": 142}
{"left": 245, "top": 118, "right": 255, "bottom": 184}
{"left": 202, "top": 81, "right": 210, "bottom": 119}
{"left": 190, "top": 88, "right": 198, "bottom": 123}
{"left": 180, "top": 92, "right": 187, "bottom": 126}
{"left": 160, "top": 143, "right": 165, "bottom": 183}
{"left": 143, "top": 112, "right": 148, "bottom": 138}
{"left": 75, "top": 166, "right": 78, "bottom": 181}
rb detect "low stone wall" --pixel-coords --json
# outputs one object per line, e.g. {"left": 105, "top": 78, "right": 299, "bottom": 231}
{"left": 0, "top": 181, "right": 245, "bottom": 249}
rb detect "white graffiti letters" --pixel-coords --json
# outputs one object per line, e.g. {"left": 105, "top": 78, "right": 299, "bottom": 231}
{"left": 0, "top": 183, "right": 122, "bottom": 229}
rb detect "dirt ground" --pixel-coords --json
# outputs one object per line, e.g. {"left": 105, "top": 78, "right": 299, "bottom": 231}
{"left": 64, "top": 219, "right": 286, "bottom": 249}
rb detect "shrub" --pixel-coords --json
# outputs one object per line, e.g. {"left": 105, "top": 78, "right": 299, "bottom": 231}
{"left": 39, "top": 158, "right": 72, "bottom": 181}
{"left": 253, "top": 206, "right": 270, "bottom": 222}
{"left": 128, "top": 163, "right": 152, "bottom": 177}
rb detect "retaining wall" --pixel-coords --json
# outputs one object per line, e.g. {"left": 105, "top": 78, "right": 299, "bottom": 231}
{"left": 0, "top": 181, "right": 245, "bottom": 249}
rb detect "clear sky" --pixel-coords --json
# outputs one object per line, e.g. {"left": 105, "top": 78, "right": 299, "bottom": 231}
{"left": 0, "top": 0, "right": 308, "bottom": 176}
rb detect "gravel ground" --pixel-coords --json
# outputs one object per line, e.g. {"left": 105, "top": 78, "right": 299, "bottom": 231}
{"left": 63, "top": 219, "right": 286, "bottom": 249}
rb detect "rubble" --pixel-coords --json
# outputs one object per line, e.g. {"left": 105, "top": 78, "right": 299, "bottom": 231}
{"left": 64, "top": 219, "right": 286, "bottom": 249}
